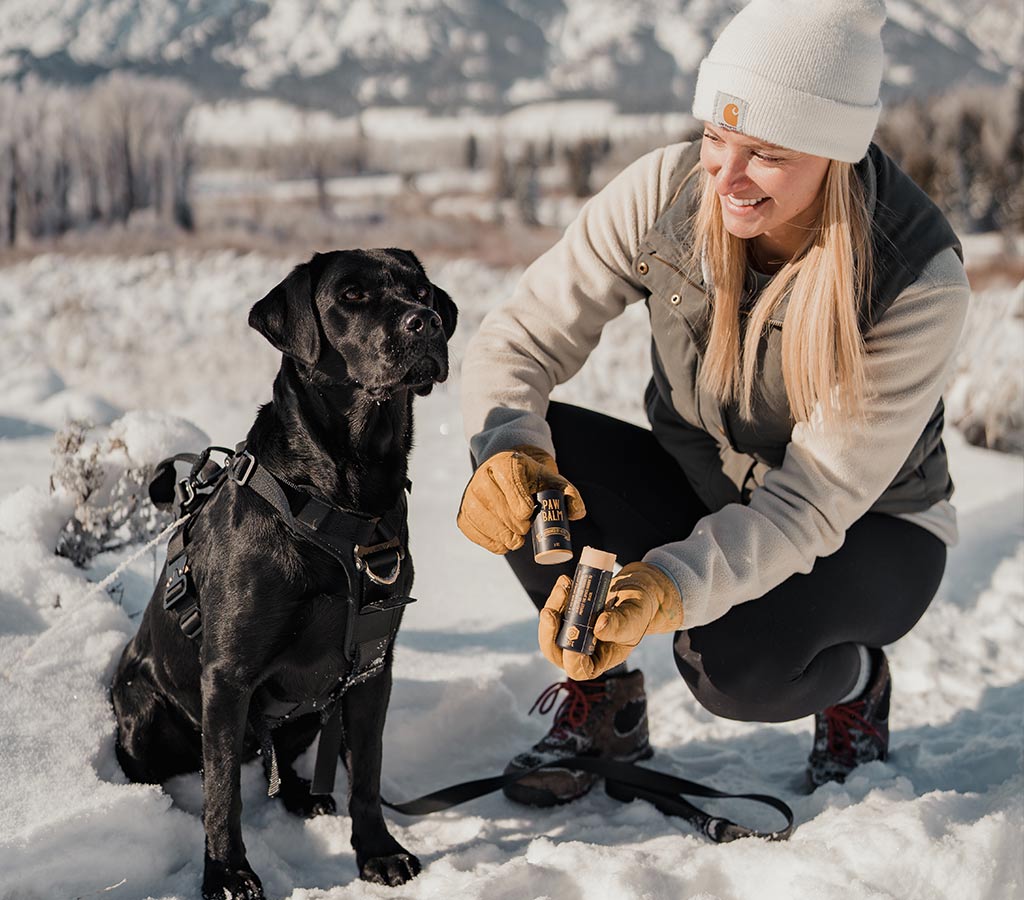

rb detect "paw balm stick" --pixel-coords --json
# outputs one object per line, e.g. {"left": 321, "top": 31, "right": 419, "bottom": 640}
{"left": 556, "top": 546, "right": 617, "bottom": 656}
{"left": 531, "top": 489, "right": 572, "bottom": 564}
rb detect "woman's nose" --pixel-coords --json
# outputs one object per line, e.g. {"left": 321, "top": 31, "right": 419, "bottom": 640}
{"left": 714, "top": 153, "right": 751, "bottom": 194}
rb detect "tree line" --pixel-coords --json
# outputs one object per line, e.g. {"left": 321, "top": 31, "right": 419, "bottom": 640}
{"left": 876, "top": 76, "right": 1024, "bottom": 238}
{"left": 1, "top": 71, "right": 1020, "bottom": 245}
{"left": 0, "top": 73, "right": 196, "bottom": 246}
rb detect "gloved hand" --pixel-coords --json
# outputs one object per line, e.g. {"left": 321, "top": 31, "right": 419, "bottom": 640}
{"left": 538, "top": 561, "right": 683, "bottom": 680}
{"left": 457, "top": 446, "right": 586, "bottom": 555}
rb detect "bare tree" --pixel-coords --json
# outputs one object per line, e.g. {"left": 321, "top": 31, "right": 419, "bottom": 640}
{"left": 564, "top": 139, "right": 597, "bottom": 198}
{"left": 513, "top": 143, "right": 540, "bottom": 226}
{"left": 0, "top": 73, "right": 197, "bottom": 242}
{"left": 877, "top": 80, "right": 1024, "bottom": 242}
{"left": 0, "top": 84, "right": 18, "bottom": 246}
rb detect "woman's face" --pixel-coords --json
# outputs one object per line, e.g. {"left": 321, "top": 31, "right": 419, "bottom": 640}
{"left": 699, "top": 123, "right": 831, "bottom": 262}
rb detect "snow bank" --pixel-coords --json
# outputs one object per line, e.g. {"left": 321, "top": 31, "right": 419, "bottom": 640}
{"left": 946, "top": 282, "right": 1024, "bottom": 452}
{"left": 0, "top": 250, "right": 1021, "bottom": 900}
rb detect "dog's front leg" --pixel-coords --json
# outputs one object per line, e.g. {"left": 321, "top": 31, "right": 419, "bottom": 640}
{"left": 342, "top": 667, "right": 421, "bottom": 886}
{"left": 200, "top": 666, "right": 264, "bottom": 900}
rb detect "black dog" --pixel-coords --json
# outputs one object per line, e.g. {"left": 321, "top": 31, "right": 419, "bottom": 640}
{"left": 111, "top": 249, "right": 456, "bottom": 899}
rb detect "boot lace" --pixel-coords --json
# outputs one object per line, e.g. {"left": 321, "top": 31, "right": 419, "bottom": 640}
{"left": 824, "top": 700, "right": 882, "bottom": 762}
{"left": 529, "top": 679, "right": 606, "bottom": 740}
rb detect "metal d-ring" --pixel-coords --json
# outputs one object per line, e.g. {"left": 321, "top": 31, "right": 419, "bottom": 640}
{"left": 354, "top": 537, "right": 404, "bottom": 585}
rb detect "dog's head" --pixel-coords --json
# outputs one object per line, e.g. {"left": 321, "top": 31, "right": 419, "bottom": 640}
{"left": 249, "top": 249, "right": 457, "bottom": 397}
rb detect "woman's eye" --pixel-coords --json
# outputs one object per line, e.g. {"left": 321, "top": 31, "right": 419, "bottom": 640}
{"left": 754, "top": 153, "right": 782, "bottom": 163}
{"left": 702, "top": 131, "right": 720, "bottom": 143}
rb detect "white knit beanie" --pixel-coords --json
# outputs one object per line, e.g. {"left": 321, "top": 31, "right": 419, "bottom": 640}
{"left": 692, "top": 0, "right": 886, "bottom": 163}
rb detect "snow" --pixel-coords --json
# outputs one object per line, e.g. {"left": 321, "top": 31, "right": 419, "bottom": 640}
{"left": 189, "top": 98, "right": 696, "bottom": 150}
{"left": 945, "top": 283, "right": 1024, "bottom": 452}
{"left": 0, "top": 250, "right": 1022, "bottom": 900}
{"left": 1, "top": 0, "right": 1019, "bottom": 115}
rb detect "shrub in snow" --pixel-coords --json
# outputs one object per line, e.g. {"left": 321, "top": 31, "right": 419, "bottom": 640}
{"left": 946, "top": 282, "right": 1024, "bottom": 454}
{"left": 49, "top": 412, "right": 209, "bottom": 567}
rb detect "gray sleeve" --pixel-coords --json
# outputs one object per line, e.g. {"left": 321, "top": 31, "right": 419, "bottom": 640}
{"left": 460, "top": 142, "right": 692, "bottom": 464}
{"left": 644, "top": 247, "right": 971, "bottom": 629}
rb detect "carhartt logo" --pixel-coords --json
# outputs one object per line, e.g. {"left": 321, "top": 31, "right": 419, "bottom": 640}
{"left": 714, "top": 91, "right": 748, "bottom": 131}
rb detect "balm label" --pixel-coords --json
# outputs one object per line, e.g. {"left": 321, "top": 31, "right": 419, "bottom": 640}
{"left": 556, "top": 565, "right": 613, "bottom": 656}
{"left": 532, "top": 489, "right": 572, "bottom": 562}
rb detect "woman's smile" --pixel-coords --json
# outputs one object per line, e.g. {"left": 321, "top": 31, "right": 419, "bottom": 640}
{"left": 723, "top": 193, "right": 771, "bottom": 212}
{"left": 701, "top": 123, "right": 830, "bottom": 258}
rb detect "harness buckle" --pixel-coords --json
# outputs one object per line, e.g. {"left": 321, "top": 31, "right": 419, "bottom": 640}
{"left": 163, "top": 553, "right": 190, "bottom": 610}
{"left": 178, "top": 608, "right": 202, "bottom": 640}
{"left": 230, "top": 451, "right": 257, "bottom": 487}
{"left": 354, "top": 537, "right": 404, "bottom": 586}
{"left": 174, "top": 478, "right": 198, "bottom": 512}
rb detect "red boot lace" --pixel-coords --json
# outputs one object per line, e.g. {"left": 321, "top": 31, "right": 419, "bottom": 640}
{"left": 824, "top": 700, "right": 882, "bottom": 762}
{"left": 529, "top": 679, "right": 607, "bottom": 740}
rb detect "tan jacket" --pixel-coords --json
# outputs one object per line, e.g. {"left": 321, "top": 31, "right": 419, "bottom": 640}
{"left": 461, "top": 141, "right": 970, "bottom": 629}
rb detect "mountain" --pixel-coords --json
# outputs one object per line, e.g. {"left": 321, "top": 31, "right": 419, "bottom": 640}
{"left": 0, "top": 0, "right": 1019, "bottom": 113}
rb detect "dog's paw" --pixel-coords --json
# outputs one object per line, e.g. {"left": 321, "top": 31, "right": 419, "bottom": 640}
{"left": 359, "top": 851, "right": 421, "bottom": 886}
{"left": 279, "top": 778, "right": 337, "bottom": 818}
{"left": 202, "top": 860, "right": 264, "bottom": 900}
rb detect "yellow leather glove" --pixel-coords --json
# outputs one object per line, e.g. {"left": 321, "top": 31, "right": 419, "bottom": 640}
{"left": 538, "top": 561, "right": 683, "bottom": 680}
{"left": 457, "top": 446, "right": 586, "bottom": 554}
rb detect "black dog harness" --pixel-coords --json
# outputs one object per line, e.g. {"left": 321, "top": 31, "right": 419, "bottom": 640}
{"left": 150, "top": 444, "right": 415, "bottom": 796}
{"left": 148, "top": 449, "right": 794, "bottom": 843}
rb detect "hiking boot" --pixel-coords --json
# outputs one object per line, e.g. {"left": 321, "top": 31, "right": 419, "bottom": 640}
{"left": 503, "top": 668, "right": 653, "bottom": 807}
{"left": 806, "top": 649, "right": 891, "bottom": 790}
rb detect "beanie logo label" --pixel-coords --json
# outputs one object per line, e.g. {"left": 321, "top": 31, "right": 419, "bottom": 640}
{"left": 713, "top": 91, "right": 747, "bottom": 131}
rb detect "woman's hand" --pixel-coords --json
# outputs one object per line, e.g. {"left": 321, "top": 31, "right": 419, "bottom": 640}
{"left": 457, "top": 446, "right": 586, "bottom": 554}
{"left": 538, "top": 562, "right": 684, "bottom": 680}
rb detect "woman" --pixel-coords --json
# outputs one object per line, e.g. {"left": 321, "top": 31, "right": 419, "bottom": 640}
{"left": 457, "top": 0, "right": 969, "bottom": 805}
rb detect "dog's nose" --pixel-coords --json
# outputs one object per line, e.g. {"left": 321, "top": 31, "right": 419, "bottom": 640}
{"left": 402, "top": 308, "right": 442, "bottom": 335}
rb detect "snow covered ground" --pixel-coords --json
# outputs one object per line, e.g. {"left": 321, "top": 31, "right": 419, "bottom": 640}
{"left": 0, "top": 250, "right": 1021, "bottom": 900}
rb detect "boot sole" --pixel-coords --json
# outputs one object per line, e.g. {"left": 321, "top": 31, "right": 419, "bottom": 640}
{"left": 503, "top": 744, "right": 655, "bottom": 808}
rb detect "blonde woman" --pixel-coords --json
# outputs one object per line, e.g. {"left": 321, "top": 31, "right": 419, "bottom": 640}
{"left": 458, "top": 0, "right": 969, "bottom": 803}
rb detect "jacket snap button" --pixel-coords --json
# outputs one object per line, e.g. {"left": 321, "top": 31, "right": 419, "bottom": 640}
{"left": 638, "top": 261, "right": 649, "bottom": 275}
{"left": 670, "top": 294, "right": 681, "bottom": 305}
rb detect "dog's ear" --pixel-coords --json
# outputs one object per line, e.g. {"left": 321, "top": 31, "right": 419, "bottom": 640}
{"left": 432, "top": 283, "right": 458, "bottom": 340}
{"left": 248, "top": 262, "right": 321, "bottom": 366}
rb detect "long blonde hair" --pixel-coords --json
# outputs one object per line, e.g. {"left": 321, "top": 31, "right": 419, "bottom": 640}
{"left": 689, "top": 160, "right": 873, "bottom": 423}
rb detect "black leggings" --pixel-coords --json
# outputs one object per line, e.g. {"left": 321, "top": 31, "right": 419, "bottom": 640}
{"left": 505, "top": 402, "right": 947, "bottom": 723}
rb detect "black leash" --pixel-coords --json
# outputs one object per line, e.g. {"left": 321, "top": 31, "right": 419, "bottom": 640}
{"left": 147, "top": 449, "right": 793, "bottom": 842}
{"left": 382, "top": 756, "right": 794, "bottom": 844}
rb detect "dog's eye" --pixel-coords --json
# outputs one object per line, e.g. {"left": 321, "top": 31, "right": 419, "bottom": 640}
{"left": 343, "top": 288, "right": 366, "bottom": 301}
{"left": 415, "top": 286, "right": 429, "bottom": 299}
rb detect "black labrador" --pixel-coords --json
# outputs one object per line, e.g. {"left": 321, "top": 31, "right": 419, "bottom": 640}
{"left": 110, "top": 249, "right": 456, "bottom": 899}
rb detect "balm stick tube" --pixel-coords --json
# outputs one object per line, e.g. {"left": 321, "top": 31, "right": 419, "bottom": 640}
{"left": 556, "top": 546, "right": 617, "bottom": 656}
{"left": 531, "top": 489, "right": 572, "bottom": 564}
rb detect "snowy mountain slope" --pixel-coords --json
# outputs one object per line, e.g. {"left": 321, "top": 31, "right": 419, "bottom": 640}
{"left": 0, "top": 248, "right": 1021, "bottom": 899}
{"left": 0, "top": 0, "right": 1017, "bottom": 111}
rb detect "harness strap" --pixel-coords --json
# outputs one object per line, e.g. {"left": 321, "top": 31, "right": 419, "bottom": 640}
{"left": 150, "top": 443, "right": 414, "bottom": 796}
{"left": 311, "top": 705, "right": 346, "bottom": 795}
{"left": 162, "top": 518, "right": 202, "bottom": 639}
{"left": 230, "top": 449, "right": 381, "bottom": 549}
{"left": 382, "top": 756, "right": 794, "bottom": 844}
